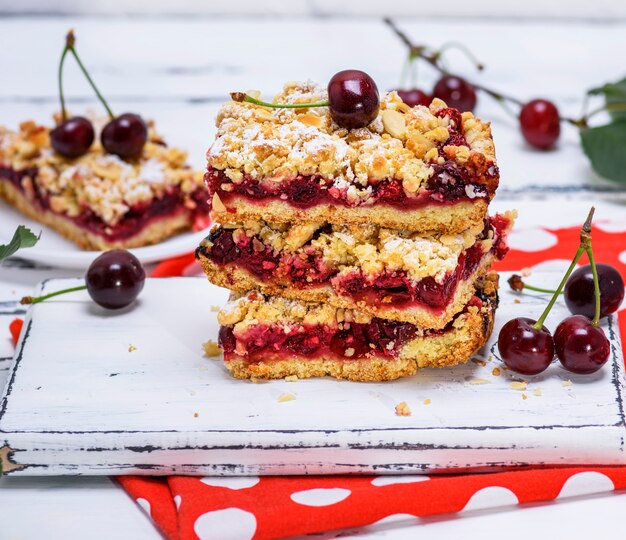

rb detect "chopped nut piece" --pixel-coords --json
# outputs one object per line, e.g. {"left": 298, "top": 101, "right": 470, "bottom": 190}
{"left": 492, "top": 367, "right": 501, "bottom": 376}
{"left": 469, "top": 378, "right": 491, "bottom": 385}
{"left": 284, "top": 375, "right": 299, "bottom": 382}
{"left": 193, "top": 412, "right": 199, "bottom": 418}
{"left": 423, "top": 399, "right": 431, "bottom": 405}
{"left": 534, "top": 388, "right": 542, "bottom": 397}
{"left": 510, "top": 381, "right": 528, "bottom": 391}
{"left": 522, "top": 393, "right": 528, "bottom": 400}
{"left": 202, "top": 339, "right": 222, "bottom": 357}
{"left": 562, "top": 379, "right": 573, "bottom": 387}
{"left": 395, "top": 401, "right": 412, "bottom": 416}
{"left": 513, "top": 299, "right": 521, "bottom": 304}
{"left": 212, "top": 192, "right": 227, "bottom": 213}
{"left": 382, "top": 109, "right": 407, "bottom": 139}
{"left": 278, "top": 392, "right": 296, "bottom": 403}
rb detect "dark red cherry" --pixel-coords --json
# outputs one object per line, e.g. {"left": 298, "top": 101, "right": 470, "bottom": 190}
{"left": 564, "top": 264, "right": 624, "bottom": 319}
{"left": 554, "top": 315, "right": 610, "bottom": 374}
{"left": 396, "top": 89, "right": 431, "bottom": 107}
{"left": 519, "top": 99, "right": 560, "bottom": 150}
{"left": 50, "top": 116, "right": 95, "bottom": 158}
{"left": 85, "top": 249, "right": 145, "bottom": 309}
{"left": 497, "top": 317, "right": 554, "bottom": 375}
{"left": 327, "top": 70, "right": 380, "bottom": 129}
{"left": 432, "top": 75, "right": 477, "bottom": 112}
{"left": 101, "top": 113, "right": 148, "bottom": 159}
{"left": 218, "top": 326, "right": 236, "bottom": 353}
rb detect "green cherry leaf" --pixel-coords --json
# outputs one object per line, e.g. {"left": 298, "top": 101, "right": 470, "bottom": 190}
{"left": 580, "top": 120, "right": 626, "bottom": 183}
{"left": 588, "top": 76, "right": 626, "bottom": 121}
{"left": 0, "top": 225, "right": 41, "bottom": 262}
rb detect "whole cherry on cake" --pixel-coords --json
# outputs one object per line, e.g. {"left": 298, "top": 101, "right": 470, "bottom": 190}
{"left": 396, "top": 89, "right": 431, "bottom": 107}
{"left": 21, "top": 249, "right": 145, "bottom": 310}
{"left": 230, "top": 69, "right": 380, "bottom": 129}
{"left": 498, "top": 207, "right": 611, "bottom": 375}
{"left": 50, "top": 30, "right": 148, "bottom": 160}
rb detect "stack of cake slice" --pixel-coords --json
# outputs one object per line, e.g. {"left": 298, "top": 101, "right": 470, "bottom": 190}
{"left": 197, "top": 81, "right": 514, "bottom": 381}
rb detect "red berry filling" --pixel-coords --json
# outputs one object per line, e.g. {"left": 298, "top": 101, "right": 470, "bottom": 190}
{"left": 206, "top": 162, "right": 494, "bottom": 213}
{"left": 0, "top": 166, "right": 210, "bottom": 241}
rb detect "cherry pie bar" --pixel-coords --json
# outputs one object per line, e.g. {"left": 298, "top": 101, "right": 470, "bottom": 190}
{"left": 0, "top": 120, "right": 209, "bottom": 250}
{"left": 197, "top": 212, "right": 514, "bottom": 329}
{"left": 206, "top": 82, "right": 499, "bottom": 235}
{"left": 216, "top": 273, "right": 498, "bottom": 382}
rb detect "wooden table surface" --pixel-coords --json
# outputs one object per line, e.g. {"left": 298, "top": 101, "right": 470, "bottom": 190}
{"left": 1, "top": 13, "right": 626, "bottom": 540}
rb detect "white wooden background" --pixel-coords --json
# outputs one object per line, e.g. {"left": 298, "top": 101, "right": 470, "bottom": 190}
{"left": 1, "top": 10, "right": 626, "bottom": 540}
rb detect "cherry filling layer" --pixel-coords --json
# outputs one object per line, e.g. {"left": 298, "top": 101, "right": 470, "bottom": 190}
{"left": 219, "top": 293, "right": 489, "bottom": 364}
{"left": 198, "top": 215, "right": 509, "bottom": 311}
{"left": 206, "top": 158, "right": 497, "bottom": 212}
{"left": 0, "top": 165, "right": 210, "bottom": 241}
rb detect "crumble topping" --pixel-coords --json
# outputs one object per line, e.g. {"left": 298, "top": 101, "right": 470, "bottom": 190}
{"left": 208, "top": 81, "right": 497, "bottom": 200}
{"left": 0, "top": 119, "right": 205, "bottom": 226}
{"left": 204, "top": 216, "right": 502, "bottom": 283}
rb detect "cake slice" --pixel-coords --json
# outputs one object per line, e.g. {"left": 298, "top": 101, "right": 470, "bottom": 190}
{"left": 206, "top": 81, "right": 499, "bottom": 234}
{"left": 0, "top": 120, "right": 209, "bottom": 250}
{"left": 215, "top": 272, "right": 498, "bottom": 382}
{"left": 197, "top": 212, "right": 513, "bottom": 328}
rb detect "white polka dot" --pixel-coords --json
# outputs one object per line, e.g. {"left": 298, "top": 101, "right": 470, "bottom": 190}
{"left": 136, "top": 497, "right": 151, "bottom": 516}
{"left": 173, "top": 495, "right": 182, "bottom": 510}
{"left": 507, "top": 228, "right": 558, "bottom": 252}
{"left": 619, "top": 250, "right": 626, "bottom": 265}
{"left": 368, "top": 513, "right": 421, "bottom": 528}
{"left": 530, "top": 259, "right": 574, "bottom": 274}
{"left": 371, "top": 475, "right": 430, "bottom": 486}
{"left": 290, "top": 488, "right": 351, "bottom": 507}
{"left": 557, "top": 471, "right": 615, "bottom": 499}
{"left": 200, "top": 476, "right": 260, "bottom": 490}
{"left": 462, "top": 486, "right": 519, "bottom": 512}
{"left": 194, "top": 508, "right": 256, "bottom": 540}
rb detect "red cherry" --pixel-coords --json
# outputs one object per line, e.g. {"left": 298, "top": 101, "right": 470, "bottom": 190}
{"left": 101, "top": 113, "right": 148, "bottom": 159}
{"left": 497, "top": 317, "right": 554, "bottom": 375}
{"left": 432, "top": 75, "right": 477, "bottom": 112}
{"left": 564, "top": 263, "right": 624, "bottom": 318}
{"left": 85, "top": 249, "right": 145, "bottom": 309}
{"left": 327, "top": 70, "right": 380, "bottom": 129}
{"left": 519, "top": 99, "right": 560, "bottom": 150}
{"left": 396, "top": 89, "right": 431, "bottom": 107}
{"left": 50, "top": 116, "right": 95, "bottom": 158}
{"left": 554, "top": 315, "right": 610, "bottom": 374}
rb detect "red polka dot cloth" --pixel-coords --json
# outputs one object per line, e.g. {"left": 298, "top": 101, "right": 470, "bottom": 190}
{"left": 8, "top": 219, "right": 626, "bottom": 540}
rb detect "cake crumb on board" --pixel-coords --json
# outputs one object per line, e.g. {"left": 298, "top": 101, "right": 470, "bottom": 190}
{"left": 395, "top": 401, "right": 411, "bottom": 416}
{"left": 202, "top": 339, "right": 222, "bottom": 357}
{"left": 278, "top": 393, "right": 296, "bottom": 403}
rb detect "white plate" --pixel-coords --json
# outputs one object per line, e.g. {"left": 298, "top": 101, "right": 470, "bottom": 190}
{"left": 0, "top": 273, "right": 624, "bottom": 476}
{"left": 0, "top": 199, "right": 210, "bottom": 270}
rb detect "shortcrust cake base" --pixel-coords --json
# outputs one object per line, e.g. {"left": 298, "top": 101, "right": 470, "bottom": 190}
{"left": 211, "top": 197, "right": 488, "bottom": 235}
{"left": 198, "top": 251, "right": 494, "bottom": 329}
{"left": 0, "top": 179, "right": 196, "bottom": 251}
{"left": 223, "top": 274, "right": 498, "bottom": 382}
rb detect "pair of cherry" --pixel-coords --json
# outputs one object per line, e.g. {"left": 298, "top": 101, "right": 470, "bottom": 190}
{"left": 498, "top": 210, "right": 624, "bottom": 376}
{"left": 50, "top": 31, "right": 147, "bottom": 160}
{"left": 397, "top": 76, "right": 560, "bottom": 151}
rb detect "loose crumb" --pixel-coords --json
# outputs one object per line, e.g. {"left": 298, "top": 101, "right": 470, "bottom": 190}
{"left": 128, "top": 344, "right": 137, "bottom": 352}
{"left": 284, "top": 375, "right": 299, "bottom": 382}
{"left": 250, "top": 377, "right": 259, "bottom": 384}
{"left": 210, "top": 305, "right": 221, "bottom": 312}
{"left": 471, "top": 358, "right": 486, "bottom": 367}
{"left": 423, "top": 399, "right": 431, "bottom": 405}
{"left": 395, "top": 401, "right": 412, "bottom": 416}
{"left": 522, "top": 393, "right": 528, "bottom": 400}
{"left": 193, "top": 412, "right": 199, "bottom": 418}
{"left": 469, "top": 378, "right": 491, "bottom": 385}
{"left": 202, "top": 339, "right": 222, "bottom": 357}
{"left": 278, "top": 392, "right": 296, "bottom": 403}
{"left": 513, "top": 298, "right": 521, "bottom": 304}
{"left": 492, "top": 367, "right": 501, "bottom": 376}
{"left": 534, "top": 388, "right": 542, "bottom": 397}
{"left": 562, "top": 379, "right": 573, "bottom": 387}
{"left": 510, "top": 381, "right": 528, "bottom": 391}
{"left": 488, "top": 355, "right": 494, "bottom": 362}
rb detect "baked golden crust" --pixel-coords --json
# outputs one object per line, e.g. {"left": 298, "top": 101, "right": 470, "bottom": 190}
{"left": 210, "top": 197, "right": 488, "bottom": 235}
{"left": 222, "top": 273, "right": 498, "bottom": 382}
{"left": 0, "top": 179, "right": 194, "bottom": 250}
{"left": 208, "top": 82, "right": 497, "bottom": 196}
{"left": 0, "top": 118, "right": 205, "bottom": 228}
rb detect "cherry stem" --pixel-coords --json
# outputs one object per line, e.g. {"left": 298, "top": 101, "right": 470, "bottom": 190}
{"left": 533, "top": 207, "right": 595, "bottom": 330}
{"left": 518, "top": 282, "right": 561, "bottom": 295}
{"left": 585, "top": 242, "right": 601, "bottom": 327}
{"left": 434, "top": 41, "right": 485, "bottom": 71}
{"left": 231, "top": 93, "right": 329, "bottom": 110}
{"left": 65, "top": 30, "right": 114, "bottom": 119}
{"left": 584, "top": 102, "right": 626, "bottom": 122}
{"left": 384, "top": 18, "right": 586, "bottom": 128}
{"left": 58, "top": 33, "right": 72, "bottom": 121}
{"left": 20, "top": 285, "right": 87, "bottom": 305}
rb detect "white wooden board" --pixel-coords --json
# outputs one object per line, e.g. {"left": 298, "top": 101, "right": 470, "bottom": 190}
{"left": 0, "top": 274, "right": 624, "bottom": 476}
